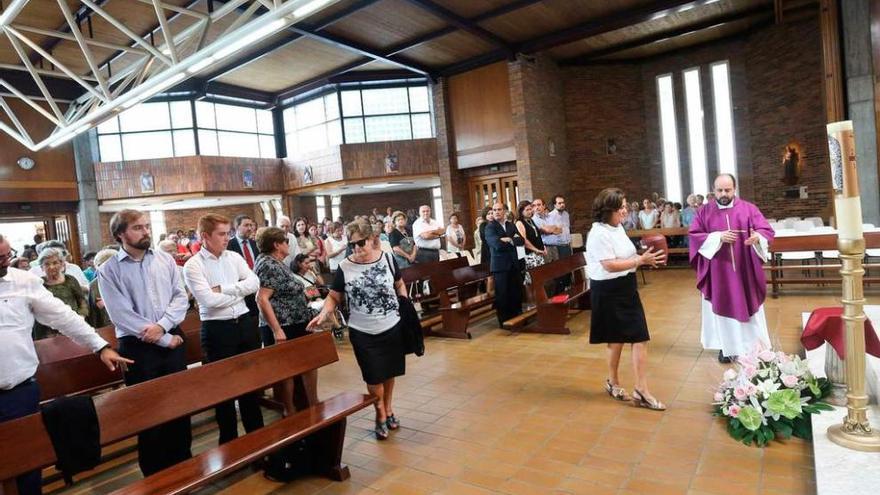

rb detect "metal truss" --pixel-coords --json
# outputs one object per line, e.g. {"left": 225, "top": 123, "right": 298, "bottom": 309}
{"left": 0, "top": 0, "right": 339, "bottom": 151}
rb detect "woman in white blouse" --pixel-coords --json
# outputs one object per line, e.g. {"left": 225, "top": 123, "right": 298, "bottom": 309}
{"left": 587, "top": 188, "right": 666, "bottom": 411}
{"left": 638, "top": 200, "right": 659, "bottom": 229}
{"left": 445, "top": 213, "right": 466, "bottom": 254}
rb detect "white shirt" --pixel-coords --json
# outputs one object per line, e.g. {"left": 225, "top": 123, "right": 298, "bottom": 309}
{"left": 586, "top": 222, "right": 637, "bottom": 281}
{"left": 325, "top": 236, "right": 348, "bottom": 271}
{"left": 1, "top": 268, "right": 107, "bottom": 390}
{"left": 30, "top": 262, "right": 89, "bottom": 291}
{"left": 183, "top": 248, "right": 259, "bottom": 321}
{"left": 445, "top": 224, "right": 465, "bottom": 252}
{"left": 412, "top": 217, "right": 442, "bottom": 250}
{"left": 638, "top": 210, "right": 658, "bottom": 229}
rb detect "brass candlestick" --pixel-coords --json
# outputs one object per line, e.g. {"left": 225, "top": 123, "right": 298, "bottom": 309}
{"left": 825, "top": 121, "right": 880, "bottom": 451}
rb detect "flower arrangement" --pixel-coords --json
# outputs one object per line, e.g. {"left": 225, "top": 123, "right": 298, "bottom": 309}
{"left": 713, "top": 347, "right": 833, "bottom": 446}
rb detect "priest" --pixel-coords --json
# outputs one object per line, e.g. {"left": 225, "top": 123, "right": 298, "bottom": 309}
{"left": 688, "top": 174, "right": 775, "bottom": 363}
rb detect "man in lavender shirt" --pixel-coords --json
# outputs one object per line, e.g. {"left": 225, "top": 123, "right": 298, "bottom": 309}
{"left": 98, "top": 209, "right": 192, "bottom": 476}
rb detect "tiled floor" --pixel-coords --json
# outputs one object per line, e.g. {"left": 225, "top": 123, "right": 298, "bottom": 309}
{"left": 53, "top": 270, "right": 879, "bottom": 495}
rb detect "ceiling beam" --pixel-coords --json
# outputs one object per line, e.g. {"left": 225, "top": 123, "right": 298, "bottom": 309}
{"left": 272, "top": 0, "right": 542, "bottom": 103}
{"left": 28, "top": 0, "right": 112, "bottom": 66}
{"left": 440, "top": 0, "right": 708, "bottom": 76}
{"left": 201, "top": 0, "right": 382, "bottom": 82}
{"left": 0, "top": 69, "right": 84, "bottom": 100}
{"left": 559, "top": 4, "right": 773, "bottom": 64}
{"left": 404, "top": 0, "right": 512, "bottom": 53}
{"left": 288, "top": 27, "right": 433, "bottom": 76}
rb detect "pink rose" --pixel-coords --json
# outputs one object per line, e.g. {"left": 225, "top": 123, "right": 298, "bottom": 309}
{"left": 728, "top": 404, "right": 741, "bottom": 418}
{"left": 758, "top": 350, "right": 776, "bottom": 362}
{"left": 747, "top": 383, "right": 758, "bottom": 396}
{"left": 776, "top": 351, "right": 789, "bottom": 363}
{"left": 743, "top": 365, "right": 758, "bottom": 379}
{"left": 734, "top": 387, "right": 748, "bottom": 401}
{"left": 723, "top": 369, "right": 737, "bottom": 381}
{"left": 714, "top": 392, "right": 724, "bottom": 402}
{"left": 782, "top": 375, "right": 799, "bottom": 388}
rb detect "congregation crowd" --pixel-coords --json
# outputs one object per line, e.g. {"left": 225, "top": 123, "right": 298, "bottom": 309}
{"left": 1, "top": 173, "right": 776, "bottom": 495}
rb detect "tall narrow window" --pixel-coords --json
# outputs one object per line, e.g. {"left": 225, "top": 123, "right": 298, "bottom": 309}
{"left": 331, "top": 196, "right": 341, "bottom": 221}
{"left": 432, "top": 187, "right": 444, "bottom": 225}
{"left": 656, "top": 74, "right": 682, "bottom": 202}
{"left": 711, "top": 61, "right": 737, "bottom": 177}
{"left": 683, "top": 68, "right": 709, "bottom": 196}
{"left": 315, "top": 196, "right": 327, "bottom": 222}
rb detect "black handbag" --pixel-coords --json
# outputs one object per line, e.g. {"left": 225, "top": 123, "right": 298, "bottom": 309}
{"left": 263, "top": 439, "right": 312, "bottom": 482}
{"left": 398, "top": 295, "right": 424, "bottom": 356}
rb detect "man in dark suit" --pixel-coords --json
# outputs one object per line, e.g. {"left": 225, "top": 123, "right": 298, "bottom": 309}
{"left": 484, "top": 202, "right": 523, "bottom": 326}
{"left": 226, "top": 214, "right": 259, "bottom": 316}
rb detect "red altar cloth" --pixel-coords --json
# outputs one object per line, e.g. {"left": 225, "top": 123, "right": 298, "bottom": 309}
{"left": 801, "top": 307, "right": 880, "bottom": 359}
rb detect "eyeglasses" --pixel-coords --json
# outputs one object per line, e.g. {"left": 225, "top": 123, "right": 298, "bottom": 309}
{"left": 348, "top": 238, "right": 368, "bottom": 249}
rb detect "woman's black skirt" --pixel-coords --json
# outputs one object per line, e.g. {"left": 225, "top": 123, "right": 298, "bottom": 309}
{"left": 589, "top": 273, "right": 650, "bottom": 344}
{"left": 348, "top": 321, "right": 406, "bottom": 385}
{"left": 260, "top": 322, "right": 309, "bottom": 346}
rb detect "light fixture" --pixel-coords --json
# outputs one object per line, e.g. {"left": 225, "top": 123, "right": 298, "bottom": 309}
{"left": 4, "top": 0, "right": 340, "bottom": 150}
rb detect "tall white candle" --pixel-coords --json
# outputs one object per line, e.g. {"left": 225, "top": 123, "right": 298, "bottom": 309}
{"left": 827, "top": 121, "right": 863, "bottom": 240}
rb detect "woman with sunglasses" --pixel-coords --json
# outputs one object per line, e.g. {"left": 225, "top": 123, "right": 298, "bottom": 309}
{"left": 308, "top": 219, "right": 408, "bottom": 440}
{"left": 254, "top": 227, "right": 316, "bottom": 416}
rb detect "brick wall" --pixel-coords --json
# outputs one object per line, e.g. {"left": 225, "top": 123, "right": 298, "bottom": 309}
{"left": 563, "top": 63, "right": 649, "bottom": 233}
{"left": 510, "top": 56, "right": 570, "bottom": 203}
{"left": 98, "top": 203, "right": 265, "bottom": 247}
{"left": 562, "top": 16, "right": 830, "bottom": 232}
{"left": 340, "top": 188, "right": 433, "bottom": 220}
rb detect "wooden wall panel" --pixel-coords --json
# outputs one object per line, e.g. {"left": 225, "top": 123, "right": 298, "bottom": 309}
{"left": 95, "top": 156, "right": 283, "bottom": 200}
{"left": 340, "top": 138, "right": 438, "bottom": 180}
{"left": 0, "top": 100, "right": 77, "bottom": 203}
{"left": 283, "top": 147, "right": 344, "bottom": 191}
{"left": 447, "top": 62, "right": 516, "bottom": 169}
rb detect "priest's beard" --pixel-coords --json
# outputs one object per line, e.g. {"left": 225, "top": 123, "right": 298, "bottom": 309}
{"left": 717, "top": 195, "right": 734, "bottom": 206}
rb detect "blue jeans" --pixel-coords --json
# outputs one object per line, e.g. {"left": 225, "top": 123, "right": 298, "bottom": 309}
{"left": 0, "top": 378, "right": 41, "bottom": 494}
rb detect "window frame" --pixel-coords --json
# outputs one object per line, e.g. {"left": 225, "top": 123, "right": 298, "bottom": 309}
{"left": 710, "top": 60, "right": 738, "bottom": 177}
{"left": 682, "top": 66, "right": 709, "bottom": 197}
{"left": 656, "top": 73, "right": 683, "bottom": 203}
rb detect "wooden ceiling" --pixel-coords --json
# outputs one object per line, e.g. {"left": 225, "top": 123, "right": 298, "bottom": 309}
{"left": 0, "top": 0, "right": 810, "bottom": 107}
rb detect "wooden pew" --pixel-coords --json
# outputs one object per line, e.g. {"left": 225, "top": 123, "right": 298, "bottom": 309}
{"left": 625, "top": 227, "right": 690, "bottom": 257}
{"left": 34, "top": 311, "right": 202, "bottom": 402}
{"left": 0, "top": 332, "right": 376, "bottom": 495}
{"left": 765, "top": 231, "right": 880, "bottom": 297}
{"left": 432, "top": 263, "right": 494, "bottom": 339}
{"left": 506, "top": 254, "right": 590, "bottom": 334}
{"left": 400, "top": 256, "right": 469, "bottom": 332}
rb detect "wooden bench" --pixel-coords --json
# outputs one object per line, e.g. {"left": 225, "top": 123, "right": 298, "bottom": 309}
{"left": 507, "top": 255, "right": 590, "bottom": 334}
{"left": 400, "top": 256, "right": 468, "bottom": 332}
{"left": 35, "top": 311, "right": 202, "bottom": 402}
{"left": 432, "top": 263, "right": 494, "bottom": 339}
{"left": 0, "top": 332, "right": 376, "bottom": 495}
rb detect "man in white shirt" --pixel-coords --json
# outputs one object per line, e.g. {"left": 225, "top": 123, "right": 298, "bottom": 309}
{"left": 412, "top": 205, "right": 444, "bottom": 264}
{"left": 28, "top": 240, "right": 90, "bottom": 292}
{"left": 0, "top": 234, "right": 131, "bottom": 495}
{"left": 184, "top": 214, "right": 263, "bottom": 444}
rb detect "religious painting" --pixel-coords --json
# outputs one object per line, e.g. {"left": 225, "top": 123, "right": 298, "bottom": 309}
{"left": 303, "top": 165, "right": 313, "bottom": 185}
{"left": 548, "top": 138, "right": 556, "bottom": 157}
{"left": 140, "top": 172, "right": 154, "bottom": 194}
{"left": 242, "top": 169, "right": 254, "bottom": 189}
{"left": 384, "top": 152, "right": 399, "bottom": 174}
{"left": 606, "top": 138, "right": 617, "bottom": 155}
{"left": 781, "top": 141, "right": 803, "bottom": 186}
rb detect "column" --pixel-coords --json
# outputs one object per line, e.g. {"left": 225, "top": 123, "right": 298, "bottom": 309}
{"left": 73, "top": 130, "right": 103, "bottom": 253}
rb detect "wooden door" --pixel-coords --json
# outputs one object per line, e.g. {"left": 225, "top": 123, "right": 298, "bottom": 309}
{"left": 52, "top": 214, "right": 81, "bottom": 262}
{"left": 469, "top": 173, "right": 519, "bottom": 220}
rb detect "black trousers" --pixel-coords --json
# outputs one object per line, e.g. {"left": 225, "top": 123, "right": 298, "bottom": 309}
{"left": 118, "top": 332, "right": 192, "bottom": 476}
{"left": 201, "top": 315, "right": 264, "bottom": 444}
{"left": 493, "top": 266, "right": 523, "bottom": 326}
{"left": 0, "top": 378, "right": 41, "bottom": 495}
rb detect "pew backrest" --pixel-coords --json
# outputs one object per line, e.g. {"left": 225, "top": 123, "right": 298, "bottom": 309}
{"left": 400, "top": 256, "right": 468, "bottom": 284}
{"left": 528, "top": 255, "right": 588, "bottom": 305}
{"left": 432, "top": 263, "right": 492, "bottom": 307}
{"left": 35, "top": 311, "right": 202, "bottom": 402}
{"left": 0, "top": 332, "right": 339, "bottom": 487}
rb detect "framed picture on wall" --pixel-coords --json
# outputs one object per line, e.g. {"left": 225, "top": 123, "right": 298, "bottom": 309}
{"left": 243, "top": 169, "right": 254, "bottom": 189}
{"left": 606, "top": 138, "right": 617, "bottom": 155}
{"left": 303, "top": 165, "right": 314, "bottom": 185}
{"left": 385, "top": 152, "right": 399, "bottom": 174}
{"left": 140, "top": 172, "right": 154, "bottom": 194}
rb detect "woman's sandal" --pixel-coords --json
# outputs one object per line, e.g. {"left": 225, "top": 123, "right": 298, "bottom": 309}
{"left": 604, "top": 379, "right": 629, "bottom": 401}
{"left": 374, "top": 421, "right": 389, "bottom": 440}
{"left": 385, "top": 414, "right": 400, "bottom": 430}
{"left": 632, "top": 389, "right": 666, "bottom": 411}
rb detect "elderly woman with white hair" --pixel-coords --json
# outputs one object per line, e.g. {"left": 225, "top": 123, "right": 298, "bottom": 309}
{"left": 33, "top": 247, "right": 89, "bottom": 339}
